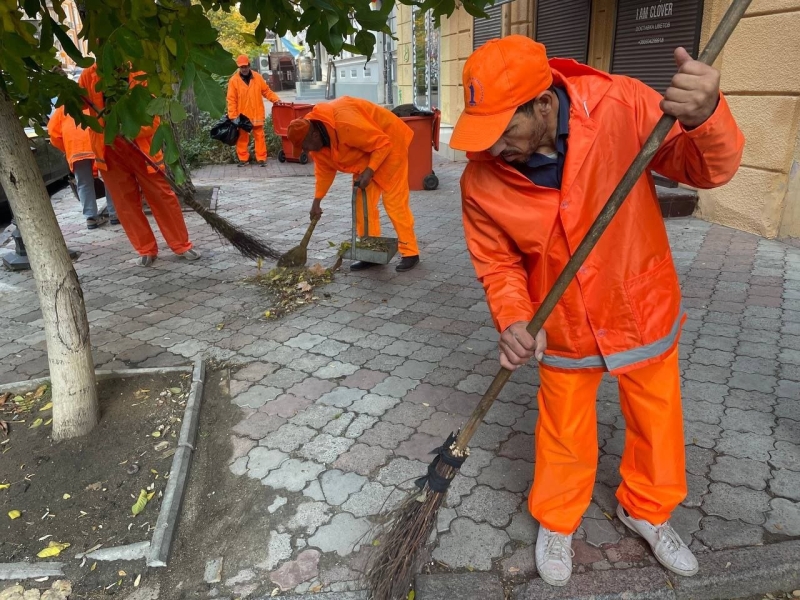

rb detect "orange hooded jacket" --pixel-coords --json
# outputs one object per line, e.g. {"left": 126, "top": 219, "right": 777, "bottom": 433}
{"left": 304, "top": 96, "right": 414, "bottom": 199}
{"left": 226, "top": 70, "right": 280, "bottom": 126}
{"left": 47, "top": 106, "right": 95, "bottom": 172}
{"left": 461, "top": 60, "right": 744, "bottom": 375}
{"left": 78, "top": 65, "right": 164, "bottom": 173}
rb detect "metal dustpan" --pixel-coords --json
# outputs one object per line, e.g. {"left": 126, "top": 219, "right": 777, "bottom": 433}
{"left": 342, "top": 186, "right": 398, "bottom": 265}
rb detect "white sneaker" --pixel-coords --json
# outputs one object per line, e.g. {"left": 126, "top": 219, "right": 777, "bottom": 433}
{"left": 178, "top": 248, "right": 202, "bottom": 261}
{"left": 616, "top": 504, "right": 698, "bottom": 576}
{"left": 535, "top": 526, "right": 574, "bottom": 587}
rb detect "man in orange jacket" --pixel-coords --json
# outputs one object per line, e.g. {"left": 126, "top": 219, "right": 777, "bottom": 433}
{"left": 79, "top": 64, "right": 200, "bottom": 267}
{"left": 48, "top": 105, "right": 118, "bottom": 229}
{"left": 227, "top": 55, "right": 280, "bottom": 166}
{"left": 452, "top": 36, "right": 743, "bottom": 586}
{"left": 286, "top": 97, "right": 420, "bottom": 272}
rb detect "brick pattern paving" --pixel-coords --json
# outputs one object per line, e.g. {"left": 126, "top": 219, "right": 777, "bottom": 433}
{"left": 0, "top": 155, "right": 798, "bottom": 598}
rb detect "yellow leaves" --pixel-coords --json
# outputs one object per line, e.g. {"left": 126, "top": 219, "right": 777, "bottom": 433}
{"left": 134, "top": 574, "right": 142, "bottom": 587}
{"left": 264, "top": 310, "right": 272, "bottom": 319}
{"left": 39, "top": 402, "right": 53, "bottom": 412}
{"left": 151, "top": 431, "right": 161, "bottom": 438}
{"left": 371, "top": 539, "right": 381, "bottom": 546}
{"left": 308, "top": 583, "right": 323, "bottom": 593}
{"left": 37, "top": 541, "right": 70, "bottom": 558}
{"left": 118, "top": 570, "right": 127, "bottom": 577}
{"left": 297, "top": 281, "right": 313, "bottom": 293}
{"left": 44, "top": 419, "right": 52, "bottom": 426}
{"left": 63, "top": 493, "right": 71, "bottom": 500}
{"left": 0, "top": 483, "right": 9, "bottom": 490}
{"left": 29, "top": 418, "right": 43, "bottom": 429}
{"left": 216, "top": 323, "right": 225, "bottom": 330}
{"left": 407, "top": 592, "right": 416, "bottom": 600}
{"left": 131, "top": 489, "right": 149, "bottom": 515}
{"left": 308, "top": 263, "right": 326, "bottom": 277}
{"left": 91, "top": 562, "right": 97, "bottom": 571}
{"left": 8, "top": 510, "right": 21, "bottom": 519}
{"left": 33, "top": 384, "right": 48, "bottom": 399}
{"left": 165, "top": 36, "right": 177, "bottom": 56}
{"left": 169, "top": 387, "right": 181, "bottom": 395}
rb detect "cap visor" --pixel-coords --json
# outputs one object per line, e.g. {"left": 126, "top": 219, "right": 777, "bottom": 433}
{"left": 450, "top": 108, "right": 516, "bottom": 152}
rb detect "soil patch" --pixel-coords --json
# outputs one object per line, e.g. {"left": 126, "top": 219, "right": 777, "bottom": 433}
{"left": 0, "top": 373, "right": 190, "bottom": 563}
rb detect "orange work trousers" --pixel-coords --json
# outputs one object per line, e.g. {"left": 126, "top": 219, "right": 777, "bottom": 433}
{"left": 528, "top": 345, "right": 686, "bottom": 534}
{"left": 102, "top": 139, "right": 192, "bottom": 257}
{"left": 236, "top": 126, "right": 267, "bottom": 162}
{"left": 353, "top": 165, "right": 420, "bottom": 257}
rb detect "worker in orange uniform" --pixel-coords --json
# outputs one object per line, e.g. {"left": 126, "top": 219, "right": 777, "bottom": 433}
{"left": 227, "top": 55, "right": 280, "bottom": 167}
{"left": 286, "top": 97, "right": 420, "bottom": 272}
{"left": 79, "top": 64, "right": 200, "bottom": 267}
{"left": 48, "top": 104, "right": 118, "bottom": 229}
{"left": 451, "top": 36, "right": 743, "bottom": 586}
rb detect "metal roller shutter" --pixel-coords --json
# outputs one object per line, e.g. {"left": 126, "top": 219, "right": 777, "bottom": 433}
{"left": 535, "top": 0, "right": 592, "bottom": 63}
{"left": 473, "top": 3, "right": 504, "bottom": 51}
{"left": 611, "top": 0, "right": 704, "bottom": 93}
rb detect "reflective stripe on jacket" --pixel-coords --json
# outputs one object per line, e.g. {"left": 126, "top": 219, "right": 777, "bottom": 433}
{"left": 305, "top": 96, "right": 414, "bottom": 199}
{"left": 47, "top": 106, "right": 95, "bottom": 172}
{"left": 78, "top": 65, "right": 165, "bottom": 173}
{"left": 461, "top": 59, "right": 744, "bottom": 375}
{"left": 226, "top": 71, "right": 280, "bottom": 126}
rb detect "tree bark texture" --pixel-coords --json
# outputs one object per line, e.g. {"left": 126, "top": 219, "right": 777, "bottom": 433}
{"left": 0, "top": 94, "right": 98, "bottom": 440}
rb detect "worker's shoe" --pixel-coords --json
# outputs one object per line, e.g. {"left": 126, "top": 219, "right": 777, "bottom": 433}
{"left": 395, "top": 255, "right": 419, "bottom": 272}
{"left": 349, "top": 260, "right": 378, "bottom": 271}
{"left": 86, "top": 214, "right": 107, "bottom": 230}
{"left": 178, "top": 248, "right": 202, "bottom": 261}
{"left": 616, "top": 505, "right": 698, "bottom": 577}
{"left": 138, "top": 255, "right": 157, "bottom": 267}
{"left": 258, "top": 161, "right": 267, "bottom": 168}
{"left": 535, "top": 526, "right": 574, "bottom": 587}
{"left": 110, "top": 218, "right": 120, "bottom": 226}
{"left": 237, "top": 160, "right": 250, "bottom": 167}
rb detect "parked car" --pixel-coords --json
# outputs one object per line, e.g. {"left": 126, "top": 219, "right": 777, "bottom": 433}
{"left": 0, "top": 126, "right": 71, "bottom": 220}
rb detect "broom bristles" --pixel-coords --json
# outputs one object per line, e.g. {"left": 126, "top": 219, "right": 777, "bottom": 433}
{"left": 181, "top": 195, "right": 281, "bottom": 261}
{"left": 365, "top": 471, "right": 453, "bottom": 599}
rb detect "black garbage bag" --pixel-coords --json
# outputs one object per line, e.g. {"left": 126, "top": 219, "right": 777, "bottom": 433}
{"left": 391, "top": 104, "right": 434, "bottom": 118}
{"left": 233, "top": 114, "right": 253, "bottom": 133}
{"left": 210, "top": 116, "right": 239, "bottom": 146}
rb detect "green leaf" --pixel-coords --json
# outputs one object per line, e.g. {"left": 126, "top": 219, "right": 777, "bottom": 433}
{"left": 168, "top": 101, "right": 187, "bottom": 123}
{"left": 180, "top": 61, "right": 196, "bottom": 96}
{"left": 113, "top": 27, "right": 145, "bottom": 59}
{"left": 150, "top": 123, "right": 167, "bottom": 156}
{"left": 147, "top": 97, "right": 170, "bottom": 117}
{"left": 189, "top": 44, "right": 236, "bottom": 77}
{"left": 193, "top": 68, "right": 226, "bottom": 118}
{"left": 159, "top": 124, "right": 180, "bottom": 164}
{"left": 165, "top": 36, "right": 178, "bottom": 57}
{"left": 104, "top": 109, "right": 120, "bottom": 145}
{"left": 131, "top": 0, "right": 158, "bottom": 20}
{"left": 184, "top": 6, "right": 220, "bottom": 44}
{"left": 51, "top": 18, "right": 94, "bottom": 68}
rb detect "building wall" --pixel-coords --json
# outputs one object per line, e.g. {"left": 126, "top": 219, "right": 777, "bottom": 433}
{"left": 439, "top": 6, "right": 473, "bottom": 127}
{"left": 695, "top": 0, "right": 800, "bottom": 239}
{"left": 396, "top": 4, "right": 413, "bottom": 106}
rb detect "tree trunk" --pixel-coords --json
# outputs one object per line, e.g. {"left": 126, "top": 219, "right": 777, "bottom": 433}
{"left": 170, "top": 0, "right": 199, "bottom": 202}
{"left": 0, "top": 93, "right": 98, "bottom": 440}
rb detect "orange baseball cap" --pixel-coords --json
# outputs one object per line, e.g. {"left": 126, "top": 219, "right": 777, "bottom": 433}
{"left": 236, "top": 54, "right": 250, "bottom": 67}
{"left": 450, "top": 35, "right": 553, "bottom": 152}
{"left": 287, "top": 119, "right": 311, "bottom": 153}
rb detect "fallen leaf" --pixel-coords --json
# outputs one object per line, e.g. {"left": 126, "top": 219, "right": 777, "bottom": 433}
{"left": 216, "top": 323, "right": 224, "bottom": 330}
{"left": 0, "top": 420, "right": 8, "bottom": 436}
{"left": 39, "top": 402, "right": 53, "bottom": 412}
{"left": 309, "top": 583, "right": 323, "bottom": 593}
{"left": 85, "top": 482, "right": 102, "bottom": 491}
{"left": 466, "top": 565, "right": 474, "bottom": 572}
{"left": 407, "top": 592, "right": 415, "bottom": 600}
{"left": 134, "top": 574, "right": 141, "bottom": 587}
{"left": 62, "top": 493, "right": 71, "bottom": 500}
{"left": 309, "top": 263, "right": 326, "bottom": 276}
{"left": 297, "top": 281, "right": 312, "bottom": 292}
{"left": 169, "top": 387, "right": 181, "bottom": 395}
{"left": 271, "top": 588, "right": 280, "bottom": 597}
{"left": 372, "top": 539, "right": 380, "bottom": 546}
{"left": 508, "top": 566, "right": 520, "bottom": 573}
{"left": 33, "top": 384, "right": 48, "bottom": 399}
{"left": 154, "top": 441, "right": 169, "bottom": 451}
{"left": 151, "top": 431, "right": 161, "bottom": 438}
{"left": 666, "top": 579, "right": 674, "bottom": 590}
{"left": 8, "top": 510, "right": 21, "bottom": 519}
{"left": 132, "top": 489, "right": 149, "bottom": 515}
{"left": 37, "top": 541, "right": 70, "bottom": 558}
{"left": 118, "top": 570, "right": 127, "bottom": 577}
{"left": 0, "top": 392, "right": 10, "bottom": 406}
{"left": 29, "top": 418, "right": 43, "bottom": 429}
{"left": 44, "top": 419, "right": 52, "bottom": 426}
{"left": 91, "top": 562, "right": 97, "bottom": 571}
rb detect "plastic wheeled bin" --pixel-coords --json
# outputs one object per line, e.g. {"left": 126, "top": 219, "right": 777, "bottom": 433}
{"left": 394, "top": 106, "right": 441, "bottom": 191}
{"left": 271, "top": 102, "right": 315, "bottom": 164}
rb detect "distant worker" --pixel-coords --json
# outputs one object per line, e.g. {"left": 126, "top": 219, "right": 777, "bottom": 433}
{"left": 287, "top": 96, "right": 420, "bottom": 272}
{"left": 227, "top": 55, "right": 281, "bottom": 167}
{"left": 79, "top": 64, "right": 200, "bottom": 267}
{"left": 48, "top": 104, "right": 118, "bottom": 230}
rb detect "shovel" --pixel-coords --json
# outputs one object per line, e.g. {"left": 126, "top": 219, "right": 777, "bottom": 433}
{"left": 277, "top": 217, "right": 320, "bottom": 267}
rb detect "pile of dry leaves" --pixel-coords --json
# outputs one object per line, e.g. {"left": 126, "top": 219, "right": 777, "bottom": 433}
{"left": 249, "top": 259, "right": 341, "bottom": 319}
{"left": 0, "top": 384, "right": 52, "bottom": 453}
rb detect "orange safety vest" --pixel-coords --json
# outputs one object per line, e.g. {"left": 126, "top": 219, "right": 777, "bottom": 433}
{"left": 78, "top": 65, "right": 165, "bottom": 173}
{"left": 461, "top": 59, "right": 744, "bottom": 375}
{"left": 226, "top": 70, "right": 280, "bottom": 126}
{"left": 305, "top": 96, "right": 414, "bottom": 199}
{"left": 47, "top": 106, "right": 95, "bottom": 172}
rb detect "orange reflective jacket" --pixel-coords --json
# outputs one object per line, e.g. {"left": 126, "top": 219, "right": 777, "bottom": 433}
{"left": 461, "top": 60, "right": 744, "bottom": 375}
{"left": 226, "top": 71, "right": 279, "bottom": 126}
{"left": 47, "top": 106, "right": 95, "bottom": 172}
{"left": 305, "top": 96, "right": 414, "bottom": 199}
{"left": 78, "top": 65, "right": 164, "bottom": 173}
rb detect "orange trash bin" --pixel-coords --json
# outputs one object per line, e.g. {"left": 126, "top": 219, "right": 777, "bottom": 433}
{"left": 399, "top": 108, "right": 441, "bottom": 191}
{"left": 272, "top": 102, "right": 315, "bottom": 164}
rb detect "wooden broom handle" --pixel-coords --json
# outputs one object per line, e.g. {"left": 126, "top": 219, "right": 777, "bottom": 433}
{"left": 300, "top": 217, "right": 319, "bottom": 250}
{"left": 453, "top": 0, "right": 752, "bottom": 454}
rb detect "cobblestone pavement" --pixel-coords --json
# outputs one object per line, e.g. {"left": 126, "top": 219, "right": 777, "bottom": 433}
{"left": 1, "top": 155, "right": 798, "bottom": 599}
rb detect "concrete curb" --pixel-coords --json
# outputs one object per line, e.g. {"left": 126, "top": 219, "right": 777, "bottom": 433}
{"left": 0, "top": 366, "right": 193, "bottom": 395}
{"left": 0, "top": 562, "right": 65, "bottom": 581}
{"left": 75, "top": 541, "right": 150, "bottom": 562}
{"left": 146, "top": 358, "right": 206, "bottom": 568}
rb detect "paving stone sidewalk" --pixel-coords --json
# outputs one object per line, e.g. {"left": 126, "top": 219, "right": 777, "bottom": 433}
{"left": 0, "top": 155, "right": 798, "bottom": 599}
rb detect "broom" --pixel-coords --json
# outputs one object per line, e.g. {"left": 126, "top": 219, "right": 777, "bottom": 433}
{"left": 365, "top": 1, "right": 751, "bottom": 597}
{"left": 83, "top": 99, "right": 281, "bottom": 261}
